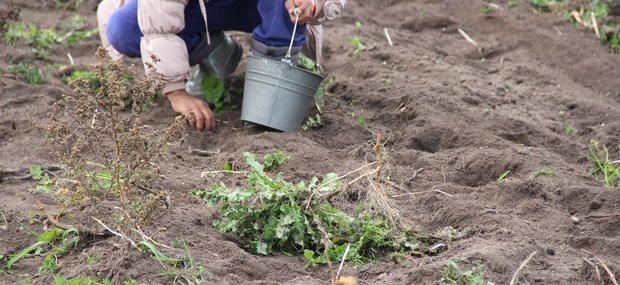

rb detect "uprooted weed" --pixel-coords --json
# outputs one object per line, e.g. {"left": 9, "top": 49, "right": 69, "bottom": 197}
{"left": 35, "top": 48, "right": 184, "bottom": 232}
{"left": 194, "top": 151, "right": 438, "bottom": 272}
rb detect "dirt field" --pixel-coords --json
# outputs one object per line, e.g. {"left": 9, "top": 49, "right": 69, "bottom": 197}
{"left": 1, "top": 0, "right": 620, "bottom": 284}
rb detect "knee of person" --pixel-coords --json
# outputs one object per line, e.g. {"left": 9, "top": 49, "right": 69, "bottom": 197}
{"left": 106, "top": 14, "right": 136, "bottom": 56}
{"left": 106, "top": 18, "right": 123, "bottom": 52}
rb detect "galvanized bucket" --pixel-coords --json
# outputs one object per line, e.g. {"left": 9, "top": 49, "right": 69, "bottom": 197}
{"left": 241, "top": 55, "right": 324, "bottom": 131}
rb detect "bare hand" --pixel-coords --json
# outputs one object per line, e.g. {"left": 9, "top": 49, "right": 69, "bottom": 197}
{"left": 285, "top": 0, "right": 314, "bottom": 25}
{"left": 166, "top": 90, "right": 216, "bottom": 131}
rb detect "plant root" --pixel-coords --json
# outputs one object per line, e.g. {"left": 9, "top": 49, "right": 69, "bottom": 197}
{"left": 510, "top": 250, "right": 538, "bottom": 285}
{"left": 582, "top": 250, "right": 619, "bottom": 285}
{"left": 304, "top": 161, "right": 378, "bottom": 211}
{"left": 586, "top": 211, "right": 620, "bottom": 219}
{"left": 201, "top": 170, "right": 249, "bottom": 177}
{"left": 390, "top": 188, "right": 454, "bottom": 198}
{"left": 582, "top": 257, "right": 602, "bottom": 282}
{"left": 367, "top": 176, "right": 403, "bottom": 227}
{"left": 366, "top": 131, "right": 404, "bottom": 227}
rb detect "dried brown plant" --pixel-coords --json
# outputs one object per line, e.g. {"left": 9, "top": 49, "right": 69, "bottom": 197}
{"left": 36, "top": 48, "right": 184, "bottom": 231}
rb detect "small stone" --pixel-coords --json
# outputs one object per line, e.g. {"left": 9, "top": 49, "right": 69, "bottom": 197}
{"left": 571, "top": 216, "right": 580, "bottom": 223}
{"left": 590, "top": 200, "right": 602, "bottom": 210}
{"left": 546, "top": 248, "right": 555, "bottom": 255}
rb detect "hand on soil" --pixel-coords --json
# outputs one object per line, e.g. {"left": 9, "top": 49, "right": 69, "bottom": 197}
{"left": 285, "top": 0, "right": 314, "bottom": 24}
{"left": 166, "top": 89, "right": 216, "bottom": 131}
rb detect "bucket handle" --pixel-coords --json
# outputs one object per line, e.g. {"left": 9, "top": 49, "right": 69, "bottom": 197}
{"left": 282, "top": 8, "right": 300, "bottom": 65}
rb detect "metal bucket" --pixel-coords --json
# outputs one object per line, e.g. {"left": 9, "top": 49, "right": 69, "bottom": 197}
{"left": 241, "top": 55, "right": 324, "bottom": 132}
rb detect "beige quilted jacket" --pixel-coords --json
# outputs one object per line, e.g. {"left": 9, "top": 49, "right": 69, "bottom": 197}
{"left": 97, "top": 0, "right": 346, "bottom": 94}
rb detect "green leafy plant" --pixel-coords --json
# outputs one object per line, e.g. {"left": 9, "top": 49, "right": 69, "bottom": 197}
{"left": 3, "top": 21, "right": 97, "bottom": 59}
{"left": 314, "top": 77, "right": 334, "bottom": 113}
{"left": 600, "top": 22, "right": 620, "bottom": 53}
{"left": 480, "top": 6, "right": 494, "bottom": 14}
{"left": 54, "top": 276, "right": 111, "bottom": 285}
{"left": 7, "top": 62, "right": 48, "bottom": 84}
{"left": 530, "top": 0, "right": 620, "bottom": 53}
{"left": 349, "top": 113, "right": 367, "bottom": 125}
{"left": 529, "top": 169, "right": 556, "bottom": 178}
{"left": 262, "top": 152, "right": 290, "bottom": 171}
{"left": 52, "top": 0, "right": 84, "bottom": 10}
{"left": 508, "top": 1, "right": 519, "bottom": 8}
{"left": 6, "top": 227, "right": 78, "bottom": 271}
{"left": 439, "top": 261, "right": 495, "bottom": 285}
{"left": 496, "top": 170, "right": 511, "bottom": 182}
{"left": 588, "top": 139, "right": 620, "bottom": 187}
{"left": 28, "top": 165, "right": 56, "bottom": 194}
{"left": 192, "top": 153, "right": 419, "bottom": 265}
{"left": 200, "top": 73, "right": 236, "bottom": 113}
{"left": 298, "top": 53, "right": 321, "bottom": 75}
{"left": 58, "top": 16, "right": 98, "bottom": 45}
{"left": 528, "top": 0, "right": 565, "bottom": 9}
{"left": 564, "top": 126, "right": 573, "bottom": 136}
{"left": 302, "top": 114, "right": 322, "bottom": 131}
{"left": 39, "top": 228, "right": 80, "bottom": 274}
{"left": 63, "top": 71, "right": 101, "bottom": 91}
{"left": 350, "top": 36, "right": 367, "bottom": 55}
{"left": 140, "top": 239, "right": 206, "bottom": 284}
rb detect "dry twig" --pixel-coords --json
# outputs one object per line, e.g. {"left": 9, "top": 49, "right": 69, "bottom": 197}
{"left": 92, "top": 216, "right": 136, "bottom": 247}
{"left": 200, "top": 170, "right": 248, "bottom": 177}
{"left": 383, "top": 28, "right": 393, "bottom": 46}
{"left": 336, "top": 244, "right": 351, "bottom": 280}
{"left": 510, "top": 250, "right": 538, "bottom": 285}
{"left": 390, "top": 188, "right": 453, "bottom": 198}
{"left": 591, "top": 11, "right": 600, "bottom": 38}
{"left": 582, "top": 250, "right": 619, "bottom": 285}
{"left": 582, "top": 257, "right": 602, "bottom": 282}
{"left": 38, "top": 205, "right": 110, "bottom": 237}
{"left": 304, "top": 162, "right": 378, "bottom": 211}
{"left": 188, "top": 148, "right": 220, "bottom": 157}
{"left": 586, "top": 211, "right": 620, "bottom": 219}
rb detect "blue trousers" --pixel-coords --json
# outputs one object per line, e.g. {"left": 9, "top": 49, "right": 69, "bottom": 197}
{"left": 106, "top": 0, "right": 307, "bottom": 58}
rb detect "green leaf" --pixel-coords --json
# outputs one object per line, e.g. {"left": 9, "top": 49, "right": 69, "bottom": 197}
{"left": 200, "top": 74, "right": 225, "bottom": 106}
{"left": 496, "top": 170, "right": 511, "bottom": 182}
{"left": 62, "top": 227, "right": 79, "bottom": 239}
{"left": 38, "top": 228, "right": 63, "bottom": 243}
{"left": 29, "top": 165, "right": 43, "bottom": 180}
{"left": 7, "top": 241, "right": 48, "bottom": 270}
{"left": 529, "top": 170, "right": 556, "bottom": 179}
{"left": 139, "top": 241, "right": 177, "bottom": 265}
{"left": 303, "top": 249, "right": 315, "bottom": 260}
{"left": 256, "top": 240, "right": 268, "bottom": 255}
{"left": 263, "top": 152, "right": 290, "bottom": 171}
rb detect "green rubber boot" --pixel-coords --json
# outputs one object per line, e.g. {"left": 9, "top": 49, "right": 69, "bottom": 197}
{"left": 186, "top": 33, "right": 243, "bottom": 99}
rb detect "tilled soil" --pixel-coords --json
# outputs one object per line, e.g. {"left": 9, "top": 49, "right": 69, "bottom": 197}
{"left": 1, "top": 0, "right": 619, "bottom": 284}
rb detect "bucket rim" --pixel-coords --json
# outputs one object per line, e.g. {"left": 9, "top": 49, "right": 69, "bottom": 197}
{"left": 247, "top": 55, "right": 325, "bottom": 81}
